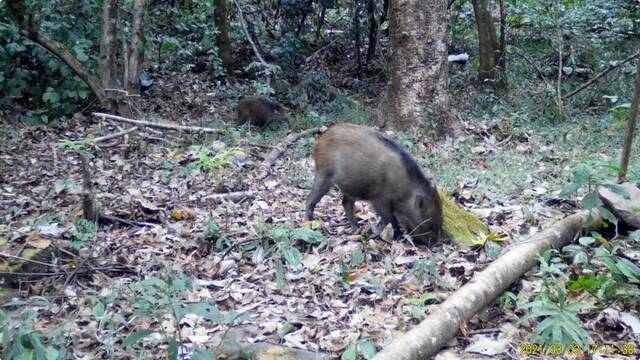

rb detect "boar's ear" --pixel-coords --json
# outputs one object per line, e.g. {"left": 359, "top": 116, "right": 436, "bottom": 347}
{"left": 414, "top": 195, "right": 425, "bottom": 209}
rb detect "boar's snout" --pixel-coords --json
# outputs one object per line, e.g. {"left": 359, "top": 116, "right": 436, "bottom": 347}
{"left": 398, "top": 191, "right": 443, "bottom": 245}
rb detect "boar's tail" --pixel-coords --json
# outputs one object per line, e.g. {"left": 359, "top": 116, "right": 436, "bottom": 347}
{"left": 373, "top": 132, "right": 436, "bottom": 192}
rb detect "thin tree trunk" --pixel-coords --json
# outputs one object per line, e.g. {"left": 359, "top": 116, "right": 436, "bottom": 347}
{"left": 99, "top": 0, "right": 119, "bottom": 110}
{"left": 619, "top": 54, "right": 640, "bottom": 182}
{"left": 379, "top": 0, "right": 389, "bottom": 36}
{"left": 232, "top": 0, "right": 268, "bottom": 67}
{"left": 366, "top": 0, "right": 378, "bottom": 62}
{"left": 382, "top": 0, "right": 451, "bottom": 133}
{"left": 7, "top": 0, "right": 107, "bottom": 106}
{"left": 373, "top": 210, "right": 597, "bottom": 360}
{"left": 81, "top": 156, "right": 98, "bottom": 222}
{"left": 214, "top": 0, "right": 234, "bottom": 79}
{"left": 555, "top": 0, "right": 564, "bottom": 114}
{"left": 353, "top": 0, "right": 363, "bottom": 73}
{"left": 497, "top": 0, "right": 507, "bottom": 84}
{"left": 296, "top": 0, "right": 313, "bottom": 36}
{"left": 126, "top": 0, "right": 146, "bottom": 94}
{"left": 315, "top": 6, "right": 326, "bottom": 40}
{"left": 471, "top": 0, "right": 499, "bottom": 82}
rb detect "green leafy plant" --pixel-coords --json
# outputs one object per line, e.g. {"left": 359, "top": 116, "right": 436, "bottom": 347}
{"left": 58, "top": 138, "right": 94, "bottom": 159}
{"left": 400, "top": 292, "right": 439, "bottom": 321}
{"left": 561, "top": 162, "right": 627, "bottom": 225}
{"left": 267, "top": 225, "right": 323, "bottom": 288}
{"left": 124, "top": 271, "right": 244, "bottom": 359}
{"left": 499, "top": 291, "right": 518, "bottom": 311}
{"left": 188, "top": 146, "right": 244, "bottom": 173}
{"left": 341, "top": 335, "right": 377, "bottom": 360}
{"left": 521, "top": 285, "right": 592, "bottom": 347}
{"left": 0, "top": 298, "right": 73, "bottom": 360}
{"left": 68, "top": 219, "right": 97, "bottom": 250}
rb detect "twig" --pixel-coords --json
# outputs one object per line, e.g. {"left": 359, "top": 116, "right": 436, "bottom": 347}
{"left": 99, "top": 214, "right": 157, "bottom": 227}
{"left": 262, "top": 127, "right": 326, "bottom": 168}
{"left": 0, "top": 253, "right": 58, "bottom": 268}
{"left": 92, "top": 112, "right": 224, "bottom": 133}
{"left": 565, "top": 51, "right": 640, "bottom": 99}
{"left": 304, "top": 35, "right": 344, "bottom": 64}
{"left": 102, "top": 88, "right": 141, "bottom": 97}
{"left": 92, "top": 126, "right": 138, "bottom": 143}
{"left": 232, "top": 0, "right": 268, "bottom": 66}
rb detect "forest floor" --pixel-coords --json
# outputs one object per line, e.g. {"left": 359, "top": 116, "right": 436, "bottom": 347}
{"left": 1, "top": 73, "right": 639, "bottom": 358}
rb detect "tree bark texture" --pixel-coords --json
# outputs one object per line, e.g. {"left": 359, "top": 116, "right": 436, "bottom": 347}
{"left": 498, "top": 0, "right": 507, "bottom": 77}
{"left": 373, "top": 210, "right": 595, "bottom": 360}
{"left": 471, "top": 0, "right": 499, "bottom": 82}
{"left": 7, "top": 0, "right": 107, "bottom": 106}
{"left": 99, "top": 0, "right": 118, "bottom": 90}
{"left": 99, "top": 0, "right": 119, "bottom": 110}
{"left": 383, "top": 0, "right": 450, "bottom": 132}
{"left": 214, "top": 0, "right": 234, "bottom": 78}
{"left": 353, "top": 0, "right": 363, "bottom": 73}
{"left": 619, "top": 54, "right": 640, "bottom": 182}
{"left": 366, "top": 0, "right": 378, "bottom": 62}
{"left": 126, "top": 0, "right": 146, "bottom": 94}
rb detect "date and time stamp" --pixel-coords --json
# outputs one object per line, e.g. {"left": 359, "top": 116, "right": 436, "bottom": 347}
{"left": 518, "top": 342, "right": 636, "bottom": 357}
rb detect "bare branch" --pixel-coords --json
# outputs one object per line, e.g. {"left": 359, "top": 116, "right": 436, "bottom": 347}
{"left": 92, "top": 112, "right": 224, "bottom": 133}
{"left": 565, "top": 51, "right": 640, "bottom": 99}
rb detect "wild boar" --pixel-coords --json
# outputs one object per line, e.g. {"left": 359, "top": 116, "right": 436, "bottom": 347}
{"left": 305, "top": 123, "right": 442, "bottom": 245}
{"left": 236, "top": 96, "right": 288, "bottom": 128}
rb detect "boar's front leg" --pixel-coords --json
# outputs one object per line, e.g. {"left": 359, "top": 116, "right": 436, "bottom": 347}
{"left": 306, "top": 172, "right": 333, "bottom": 221}
{"left": 372, "top": 200, "right": 401, "bottom": 239}
{"left": 341, "top": 194, "right": 358, "bottom": 230}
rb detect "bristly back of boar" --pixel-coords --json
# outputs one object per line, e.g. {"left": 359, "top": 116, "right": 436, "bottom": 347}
{"left": 236, "top": 96, "right": 288, "bottom": 128}
{"left": 306, "top": 123, "right": 442, "bottom": 245}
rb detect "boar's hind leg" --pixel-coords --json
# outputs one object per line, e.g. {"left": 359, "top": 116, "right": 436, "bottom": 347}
{"left": 373, "top": 200, "right": 401, "bottom": 239}
{"left": 306, "top": 173, "right": 333, "bottom": 221}
{"left": 341, "top": 194, "right": 358, "bottom": 230}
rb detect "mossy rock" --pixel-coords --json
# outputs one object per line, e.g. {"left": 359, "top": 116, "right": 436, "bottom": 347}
{"left": 439, "top": 188, "right": 489, "bottom": 248}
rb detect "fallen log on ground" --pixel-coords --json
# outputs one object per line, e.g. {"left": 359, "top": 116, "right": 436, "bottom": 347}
{"left": 92, "top": 112, "right": 224, "bottom": 133}
{"left": 372, "top": 210, "right": 597, "bottom": 360}
{"left": 262, "top": 126, "right": 326, "bottom": 168}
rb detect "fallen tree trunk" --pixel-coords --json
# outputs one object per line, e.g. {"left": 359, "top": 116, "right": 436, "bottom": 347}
{"left": 92, "top": 112, "right": 224, "bottom": 133}
{"left": 262, "top": 127, "right": 326, "bottom": 168}
{"left": 372, "top": 210, "right": 596, "bottom": 360}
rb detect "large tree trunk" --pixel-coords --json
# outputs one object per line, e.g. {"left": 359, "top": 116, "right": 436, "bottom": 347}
{"left": 382, "top": 0, "right": 451, "bottom": 133}
{"left": 214, "top": 0, "right": 234, "bottom": 79}
{"left": 99, "top": 0, "right": 119, "bottom": 110}
{"left": 126, "top": 0, "right": 146, "bottom": 94}
{"left": 7, "top": 0, "right": 107, "bottom": 107}
{"left": 619, "top": 54, "right": 640, "bottom": 182}
{"left": 471, "top": 0, "right": 499, "bottom": 82}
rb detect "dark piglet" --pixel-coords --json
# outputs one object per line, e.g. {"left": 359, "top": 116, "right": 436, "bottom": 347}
{"left": 236, "top": 96, "right": 289, "bottom": 128}
{"left": 306, "top": 123, "right": 442, "bottom": 245}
